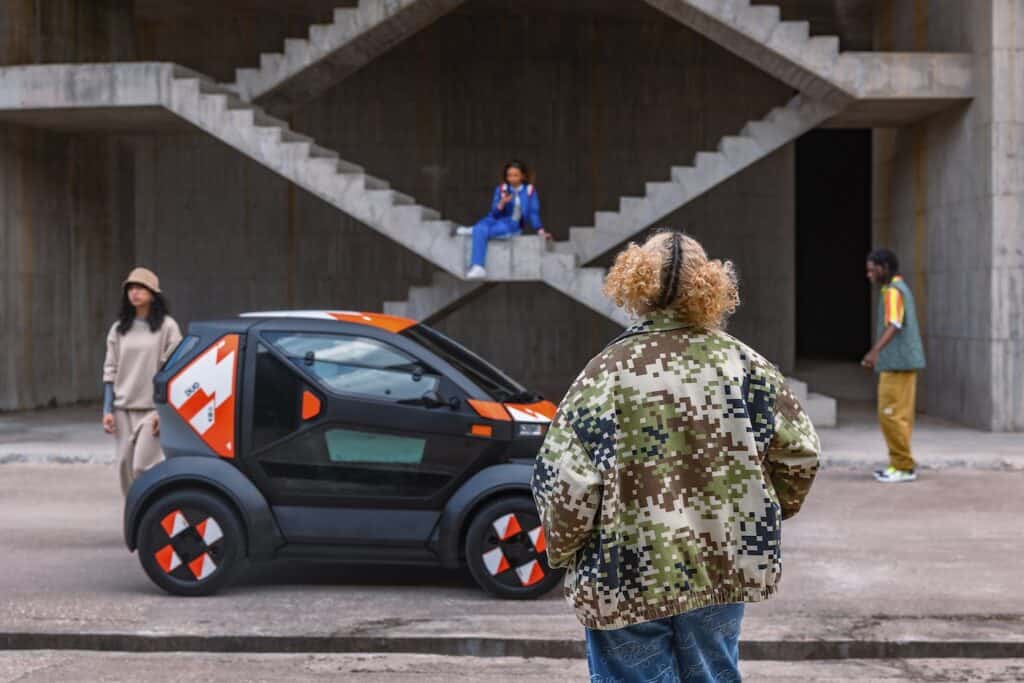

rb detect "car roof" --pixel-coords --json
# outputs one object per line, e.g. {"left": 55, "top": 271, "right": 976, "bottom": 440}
{"left": 239, "top": 310, "right": 418, "bottom": 334}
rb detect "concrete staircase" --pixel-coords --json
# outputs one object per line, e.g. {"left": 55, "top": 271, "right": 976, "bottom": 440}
{"left": 167, "top": 65, "right": 555, "bottom": 281}
{"left": 230, "top": 0, "right": 465, "bottom": 113}
{"left": 644, "top": 0, "right": 973, "bottom": 126}
{"left": 382, "top": 272, "right": 484, "bottom": 322}
{"left": 562, "top": 94, "right": 836, "bottom": 266}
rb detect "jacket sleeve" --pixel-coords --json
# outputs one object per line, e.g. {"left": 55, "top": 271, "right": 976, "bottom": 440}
{"left": 531, "top": 407, "right": 602, "bottom": 568}
{"left": 526, "top": 190, "right": 543, "bottom": 230}
{"left": 765, "top": 380, "right": 821, "bottom": 519}
{"left": 488, "top": 186, "right": 504, "bottom": 219}
{"left": 102, "top": 324, "right": 119, "bottom": 384}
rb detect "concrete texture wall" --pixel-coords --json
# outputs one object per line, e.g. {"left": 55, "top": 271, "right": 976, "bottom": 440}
{"left": 1, "top": 0, "right": 797, "bottom": 408}
{"left": 128, "top": 0, "right": 795, "bottom": 401}
{"left": 0, "top": 0, "right": 135, "bottom": 64}
{"left": 0, "top": 128, "right": 135, "bottom": 411}
{"left": 0, "top": 0, "right": 136, "bottom": 411}
{"left": 873, "top": 0, "right": 1023, "bottom": 431}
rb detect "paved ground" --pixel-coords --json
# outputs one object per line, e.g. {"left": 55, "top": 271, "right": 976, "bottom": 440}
{"left": 4, "top": 402, "right": 1022, "bottom": 469}
{"left": 2, "top": 463, "right": 1022, "bottom": 655}
{"left": 2, "top": 652, "right": 1024, "bottom": 682}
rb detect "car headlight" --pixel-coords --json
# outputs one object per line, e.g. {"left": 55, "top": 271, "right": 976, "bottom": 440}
{"left": 516, "top": 423, "right": 547, "bottom": 438}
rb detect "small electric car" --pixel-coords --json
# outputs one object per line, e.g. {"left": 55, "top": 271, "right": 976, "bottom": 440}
{"left": 124, "top": 310, "right": 562, "bottom": 599}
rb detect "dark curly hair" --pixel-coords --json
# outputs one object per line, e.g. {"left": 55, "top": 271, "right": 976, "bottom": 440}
{"left": 116, "top": 286, "right": 170, "bottom": 335}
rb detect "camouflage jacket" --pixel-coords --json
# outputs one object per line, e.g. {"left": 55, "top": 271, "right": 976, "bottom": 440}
{"left": 531, "top": 317, "right": 820, "bottom": 630}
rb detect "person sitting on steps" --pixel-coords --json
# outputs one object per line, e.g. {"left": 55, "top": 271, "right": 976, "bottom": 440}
{"left": 456, "top": 160, "right": 548, "bottom": 280}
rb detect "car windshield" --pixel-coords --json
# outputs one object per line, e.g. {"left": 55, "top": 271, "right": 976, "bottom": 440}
{"left": 401, "top": 324, "right": 537, "bottom": 403}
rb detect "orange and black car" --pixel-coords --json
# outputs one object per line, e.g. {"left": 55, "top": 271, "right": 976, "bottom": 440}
{"left": 123, "top": 311, "right": 561, "bottom": 599}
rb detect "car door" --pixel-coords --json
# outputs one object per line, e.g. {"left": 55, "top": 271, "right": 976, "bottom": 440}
{"left": 239, "top": 321, "right": 502, "bottom": 552}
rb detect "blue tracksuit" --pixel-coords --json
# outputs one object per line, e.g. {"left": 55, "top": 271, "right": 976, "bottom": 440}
{"left": 470, "top": 183, "right": 543, "bottom": 267}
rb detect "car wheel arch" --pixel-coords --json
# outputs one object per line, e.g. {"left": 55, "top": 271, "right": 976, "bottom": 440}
{"left": 432, "top": 463, "right": 535, "bottom": 568}
{"left": 124, "top": 456, "right": 284, "bottom": 561}
{"left": 131, "top": 481, "right": 249, "bottom": 555}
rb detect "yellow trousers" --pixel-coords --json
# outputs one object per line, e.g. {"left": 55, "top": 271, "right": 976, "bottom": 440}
{"left": 878, "top": 371, "right": 917, "bottom": 471}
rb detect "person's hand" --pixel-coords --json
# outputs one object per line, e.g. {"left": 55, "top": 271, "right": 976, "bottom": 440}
{"left": 861, "top": 350, "right": 879, "bottom": 369}
{"left": 151, "top": 413, "right": 161, "bottom": 437}
{"left": 102, "top": 413, "right": 116, "bottom": 434}
{"left": 497, "top": 192, "right": 512, "bottom": 209}
{"left": 537, "top": 228, "right": 552, "bottom": 241}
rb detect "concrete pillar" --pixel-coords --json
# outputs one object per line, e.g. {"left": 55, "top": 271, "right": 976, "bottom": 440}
{"left": 872, "top": 0, "right": 1023, "bottom": 430}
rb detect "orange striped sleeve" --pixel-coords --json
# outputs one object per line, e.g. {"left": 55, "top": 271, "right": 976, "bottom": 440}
{"left": 883, "top": 287, "right": 905, "bottom": 328}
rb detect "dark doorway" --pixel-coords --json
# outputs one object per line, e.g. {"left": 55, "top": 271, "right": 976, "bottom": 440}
{"left": 795, "top": 129, "right": 872, "bottom": 360}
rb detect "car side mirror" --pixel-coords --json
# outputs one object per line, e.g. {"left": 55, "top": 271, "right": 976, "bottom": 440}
{"left": 421, "top": 390, "right": 444, "bottom": 408}
{"left": 421, "top": 390, "right": 460, "bottom": 410}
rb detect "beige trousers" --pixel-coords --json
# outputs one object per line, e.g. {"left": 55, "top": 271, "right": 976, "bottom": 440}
{"left": 115, "top": 409, "right": 164, "bottom": 495}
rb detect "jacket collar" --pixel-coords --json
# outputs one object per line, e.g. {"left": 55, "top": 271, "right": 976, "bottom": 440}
{"left": 608, "top": 314, "right": 693, "bottom": 347}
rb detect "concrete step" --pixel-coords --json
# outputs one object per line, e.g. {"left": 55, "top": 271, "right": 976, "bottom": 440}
{"left": 643, "top": 0, "right": 974, "bottom": 115}
{"left": 383, "top": 272, "right": 483, "bottom": 322}
{"left": 230, "top": 0, "right": 467, "bottom": 112}
{"left": 787, "top": 376, "right": 837, "bottom": 428}
{"left": 807, "top": 391, "right": 838, "bottom": 428}
{"left": 567, "top": 94, "right": 835, "bottom": 266}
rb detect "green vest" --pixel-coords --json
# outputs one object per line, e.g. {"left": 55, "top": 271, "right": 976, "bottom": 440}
{"left": 875, "top": 277, "right": 926, "bottom": 372}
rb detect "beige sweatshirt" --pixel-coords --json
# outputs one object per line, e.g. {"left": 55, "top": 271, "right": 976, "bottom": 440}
{"left": 103, "top": 317, "right": 183, "bottom": 410}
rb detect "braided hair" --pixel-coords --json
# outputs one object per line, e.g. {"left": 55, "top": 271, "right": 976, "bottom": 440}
{"left": 656, "top": 231, "right": 685, "bottom": 309}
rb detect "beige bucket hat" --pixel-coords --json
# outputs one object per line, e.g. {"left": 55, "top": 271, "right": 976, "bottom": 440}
{"left": 123, "top": 267, "right": 161, "bottom": 294}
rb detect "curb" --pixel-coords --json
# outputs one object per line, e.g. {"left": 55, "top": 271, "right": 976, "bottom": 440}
{"left": 2, "top": 633, "right": 1022, "bottom": 660}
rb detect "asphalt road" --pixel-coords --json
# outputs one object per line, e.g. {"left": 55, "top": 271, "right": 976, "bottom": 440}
{"left": 1, "top": 463, "right": 1022, "bottom": 653}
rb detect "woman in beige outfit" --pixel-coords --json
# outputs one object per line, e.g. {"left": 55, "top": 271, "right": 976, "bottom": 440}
{"left": 102, "top": 267, "right": 182, "bottom": 494}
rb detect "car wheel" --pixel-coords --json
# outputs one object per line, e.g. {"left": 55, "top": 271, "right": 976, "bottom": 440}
{"left": 465, "top": 497, "right": 564, "bottom": 599}
{"left": 136, "top": 489, "right": 245, "bottom": 597}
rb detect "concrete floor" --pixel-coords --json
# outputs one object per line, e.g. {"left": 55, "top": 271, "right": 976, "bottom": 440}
{"left": 3, "top": 402, "right": 1023, "bottom": 469}
{"left": 1, "top": 652, "right": 1023, "bottom": 682}
{"left": 1, "top": 464, "right": 1022, "bottom": 651}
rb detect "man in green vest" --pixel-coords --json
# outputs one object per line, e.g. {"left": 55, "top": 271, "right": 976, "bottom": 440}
{"left": 862, "top": 249, "right": 926, "bottom": 483}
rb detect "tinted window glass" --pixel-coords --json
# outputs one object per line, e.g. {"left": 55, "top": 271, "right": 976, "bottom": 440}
{"left": 400, "top": 324, "right": 534, "bottom": 402}
{"left": 161, "top": 335, "right": 199, "bottom": 371}
{"left": 252, "top": 343, "right": 301, "bottom": 451}
{"left": 265, "top": 332, "right": 438, "bottom": 402}
{"left": 256, "top": 426, "right": 448, "bottom": 498}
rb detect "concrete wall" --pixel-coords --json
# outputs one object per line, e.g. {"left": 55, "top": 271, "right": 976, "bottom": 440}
{"left": 2, "top": 0, "right": 797, "bottom": 408}
{"left": 873, "top": 0, "right": 1023, "bottom": 430}
{"left": 0, "top": 0, "right": 136, "bottom": 411}
{"left": 129, "top": 0, "right": 795, "bottom": 401}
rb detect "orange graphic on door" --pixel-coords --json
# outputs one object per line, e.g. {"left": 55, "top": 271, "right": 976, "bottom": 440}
{"left": 168, "top": 335, "right": 239, "bottom": 458}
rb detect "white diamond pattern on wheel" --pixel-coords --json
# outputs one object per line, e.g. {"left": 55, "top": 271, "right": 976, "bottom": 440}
{"left": 151, "top": 507, "right": 227, "bottom": 583}
{"left": 479, "top": 510, "right": 552, "bottom": 589}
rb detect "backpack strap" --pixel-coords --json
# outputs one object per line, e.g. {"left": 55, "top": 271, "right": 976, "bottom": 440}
{"left": 527, "top": 184, "right": 535, "bottom": 196}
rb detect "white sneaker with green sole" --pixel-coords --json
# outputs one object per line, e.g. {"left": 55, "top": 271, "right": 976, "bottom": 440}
{"left": 873, "top": 467, "right": 917, "bottom": 483}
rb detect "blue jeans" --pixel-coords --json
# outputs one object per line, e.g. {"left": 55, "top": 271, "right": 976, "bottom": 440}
{"left": 585, "top": 603, "right": 744, "bottom": 683}
{"left": 470, "top": 216, "right": 520, "bottom": 266}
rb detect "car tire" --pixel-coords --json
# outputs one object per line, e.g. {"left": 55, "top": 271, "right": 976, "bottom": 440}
{"left": 136, "top": 489, "right": 245, "bottom": 597}
{"left": 465, "top": 496, "right": 564, "bottom": 600}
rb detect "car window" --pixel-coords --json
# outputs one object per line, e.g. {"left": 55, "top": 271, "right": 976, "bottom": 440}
{"left": 264, "top": 332, "right": 439, "bottom": 403}
{"left": 400, "top": 324, "right": 535, "bottom": 402}
{"left": 252, "top": 343, "right": 302, "bottom": 451}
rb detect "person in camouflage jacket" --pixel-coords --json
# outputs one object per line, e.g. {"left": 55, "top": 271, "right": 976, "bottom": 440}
{"left": 531, "top": 231, "right": 820, "bottom": 682}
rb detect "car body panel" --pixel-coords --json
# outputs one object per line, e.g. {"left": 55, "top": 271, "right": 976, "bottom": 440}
{"left": 128, "top": 311, "right": 549, "bottom": 574}
{"left": 123, "top": 455, "right": 284, "bottom": 560}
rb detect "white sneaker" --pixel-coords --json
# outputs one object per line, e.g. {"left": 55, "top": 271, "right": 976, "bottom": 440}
{"left": 466, "top": 265, "right": 487, "bottom": 280}
{"left": 873, "top": 467, "right": 917, "bottom": 483}
{"left": 455, "top": 226, "right": 474, "bottom": 236}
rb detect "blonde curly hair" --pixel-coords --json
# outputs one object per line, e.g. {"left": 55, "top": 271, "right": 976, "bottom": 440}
{"left": 603, "top": 231, "right": 740, "bottom": 329}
